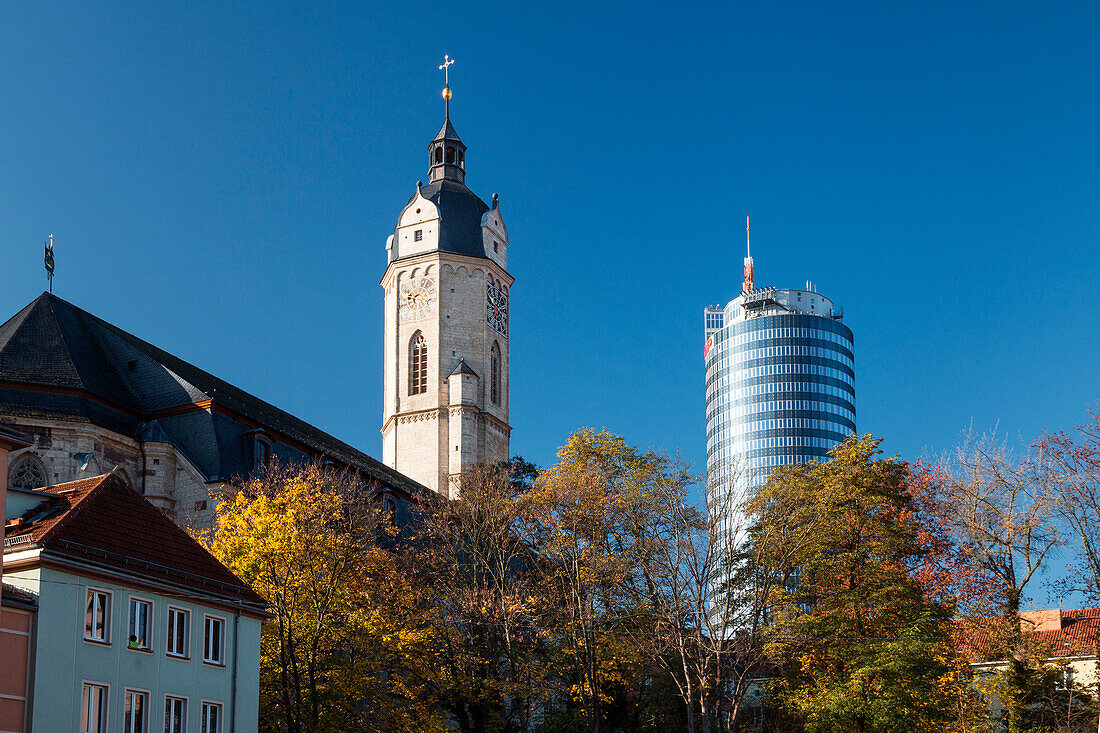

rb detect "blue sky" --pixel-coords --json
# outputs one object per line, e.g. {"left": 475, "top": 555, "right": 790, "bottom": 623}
{"left": 2, "top": 2, "right": 1097, "bottom": 512}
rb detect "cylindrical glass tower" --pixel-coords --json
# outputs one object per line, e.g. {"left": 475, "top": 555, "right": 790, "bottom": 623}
{"left": 704, "top": 285, "right": 855, "bottom": 550}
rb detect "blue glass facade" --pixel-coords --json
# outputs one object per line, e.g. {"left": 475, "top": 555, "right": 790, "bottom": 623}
{"left": 704, "top": 291, "right": 855, "bottom": 544}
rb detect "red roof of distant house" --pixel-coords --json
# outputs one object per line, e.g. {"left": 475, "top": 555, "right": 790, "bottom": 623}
{"left": 954, "top": 608, "right": 1100, "bottom": 662}
{"left": 1, "top": 583, "right": 36, "bottom": 608}
{"left": 4, "top": 474, "right": 267, "bottom": 612}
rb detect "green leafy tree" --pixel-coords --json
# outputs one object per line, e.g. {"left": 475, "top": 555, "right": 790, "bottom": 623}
{"left": 749, "top": 435, "right": 974, "bottom": 733}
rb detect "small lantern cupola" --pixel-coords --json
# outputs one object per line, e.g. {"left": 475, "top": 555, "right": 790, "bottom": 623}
{"left": 428, "top": 107, "right": 467, "bottom": 184}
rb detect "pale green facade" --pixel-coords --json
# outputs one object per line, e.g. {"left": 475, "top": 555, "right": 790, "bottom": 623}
{"left": 5, "top": 563, "right": 261, "bottom": 733}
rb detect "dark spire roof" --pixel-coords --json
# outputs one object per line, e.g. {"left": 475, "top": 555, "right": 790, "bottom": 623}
{"left": 397, "top": 180, "right": 490, "bottom": 262}
{"left": 0, "top": 293, "right": 427, "bottom": 498}
{"left": 432, "top": 115, "right": 462, "bottom": 144}
{"left": 448, "top": 358, "right": 479, "bottom": 378}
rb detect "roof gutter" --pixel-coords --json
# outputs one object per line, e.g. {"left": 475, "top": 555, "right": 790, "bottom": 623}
{"left": 9, "top": 549, "right": 270, "bottom": 619}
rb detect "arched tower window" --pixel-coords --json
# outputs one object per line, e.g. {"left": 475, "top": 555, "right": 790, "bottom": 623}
{"left": 490, "top": 341, "right": 501, "bottom": 405}
{"left": 446, "top": 146, "right": 456, "bottom": 164}
{"left": 9, "top": 453, "right": 48, "bottom": 490}
{"left": 409, "top": 331, "right": 428, "bottom": 396}
{"left": 434, "top": 146, "right": 443, "bottom": 164}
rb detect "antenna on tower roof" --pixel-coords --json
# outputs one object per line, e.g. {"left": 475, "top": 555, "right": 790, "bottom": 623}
{"left": 742, "top": 216, "right": 754, "bottom": 293}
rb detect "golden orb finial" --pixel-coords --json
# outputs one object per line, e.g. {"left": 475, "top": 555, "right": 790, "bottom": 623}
{"left": 442, "top": 86, "right": 452, "bottom": 101}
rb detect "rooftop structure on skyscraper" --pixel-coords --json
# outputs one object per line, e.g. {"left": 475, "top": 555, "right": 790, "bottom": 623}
{"left": 703, "top": 228, "right": 855, "bottom": 550}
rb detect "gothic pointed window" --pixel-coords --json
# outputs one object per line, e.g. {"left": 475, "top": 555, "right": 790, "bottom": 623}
{"left": 490, "top": 342, "right": 501, "bottom": 405}
{"left": 409, "top": 331, "right": 428, "bottom": 396}
{"left": 9, "top": 454, "right": 48, "bottom": 490}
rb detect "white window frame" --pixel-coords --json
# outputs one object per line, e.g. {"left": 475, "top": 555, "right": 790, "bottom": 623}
{"left": 128, "top": 596, "right": 153, "bottom": 651}
{"left": 123, "top": 687, "right": 150, "bottom": 733}
{"left": 80, "top": 680, "right": 109, "bottom": 733}
{"left": 166, "top": 606, "right": 190, "bottom": 658}
{"left": 84, "top": 588, "right": 112, "bottom": 644}
{"left": 200, "top": 700, "right": 224, "bottom": 733}
{"left": 164, "top": 695, "right": 188, "bottom": 733}
{"left": 202, "top": 614, "right": 226, "bottom": 666}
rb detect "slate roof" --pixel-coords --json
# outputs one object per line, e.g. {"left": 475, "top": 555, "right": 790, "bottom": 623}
{"left": 432, "top": 116, "right": 463, "bottom": 143}
{"left": 448, "top": 359, "right": 479, "bottom": 378}
{"left": 397, "top": 179, "right": 490, "bottom": 261}
{"left": 954, "top": 609, "right": 1100, "bottom": 661}
{"left": 0, "top": 293, "right": 427, "bottom": 498}
{"left": 4, "top": 474, "right": 267, "bottom": 611}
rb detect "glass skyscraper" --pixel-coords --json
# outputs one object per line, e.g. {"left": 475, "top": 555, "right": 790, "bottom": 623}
{"left": 704, "top": 282, "right": 855, "bottom": 549}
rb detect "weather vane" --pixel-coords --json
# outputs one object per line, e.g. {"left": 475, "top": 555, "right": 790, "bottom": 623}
{"left": 438, "top": 54, "right": 455, "bottom": 115}
{"left": 44, "top": 233, "right": 55, "bottom": 293}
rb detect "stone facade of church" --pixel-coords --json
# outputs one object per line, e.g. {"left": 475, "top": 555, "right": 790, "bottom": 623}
{"left": 380, "top": 99, "right": 513, "bottom": 497}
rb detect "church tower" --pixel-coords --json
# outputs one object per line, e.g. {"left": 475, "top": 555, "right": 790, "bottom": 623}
{"left": 380, "top": 74, "right": 512, "bottom": 497}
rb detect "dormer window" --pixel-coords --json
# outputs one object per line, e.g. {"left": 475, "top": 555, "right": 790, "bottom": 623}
{"left": 253, "top": 436, "right": 272, "bottom": 477}
{"left": 414, "top": 229, "right": 423, "bottom": 242}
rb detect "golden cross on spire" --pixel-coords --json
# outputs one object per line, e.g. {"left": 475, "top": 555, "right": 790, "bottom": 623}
{"left": 438, "top": 54, "right": 455, "bottom": 86}
{"left": 438, "top": 54, "right": 455, "bottom": 115}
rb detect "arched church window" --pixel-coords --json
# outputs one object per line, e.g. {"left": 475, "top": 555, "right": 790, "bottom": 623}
{"left": 434, "top": 147, "right": 443, "bottom": 164}
{"left": 446, "top": 146, "right": 456, "bottom": 164}
{"left": 490, "top": 342, "right": 501, "bottom": 405}
{"left": 9, "top": 454, "right": 48, "bottom": 490}
{"left": 382, "top": 494, "right": 398, "bottom": 525}
{"left": 409, "top": 331, "right": 428, "bottom": 396}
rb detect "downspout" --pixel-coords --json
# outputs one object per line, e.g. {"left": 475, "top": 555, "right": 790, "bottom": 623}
{"left": 231, "top": 610, "right": 240, "bottom": 733}
{"left": 138, "top": 439, "right": 148, "bottom": 495}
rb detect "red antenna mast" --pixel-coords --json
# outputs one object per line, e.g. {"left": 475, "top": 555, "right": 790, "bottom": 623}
{"left": 742, "top": 216, "right": 754, "bottom": 292}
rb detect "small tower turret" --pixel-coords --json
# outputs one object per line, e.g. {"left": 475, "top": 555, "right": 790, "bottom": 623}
{"left": 428, "top": 115, "right": 466, "bottom": 184}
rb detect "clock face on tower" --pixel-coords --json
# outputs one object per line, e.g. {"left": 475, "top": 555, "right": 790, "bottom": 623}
{"left": 486, "top": 280, "right": 508, "bottom": 337}
{"left": 399, "top": 277, "right": 436, "bottom": 322}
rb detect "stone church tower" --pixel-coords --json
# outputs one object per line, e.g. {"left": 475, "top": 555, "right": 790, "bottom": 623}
{"left": 380, "top": 88, "right": 512, "bottom": 497}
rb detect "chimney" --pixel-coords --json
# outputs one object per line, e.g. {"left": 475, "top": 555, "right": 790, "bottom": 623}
{"left": 1019, "top": 608, "right": 1063, "bottom": 632}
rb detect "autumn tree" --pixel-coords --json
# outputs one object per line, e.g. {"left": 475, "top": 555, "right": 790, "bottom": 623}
{"left": 935, "top": 430, "right": 1062, "bottom": 731}
{"left": 631, "top": 455, "right": 820, "bottom": 733}
{"left": 522, "top": 430, "right": 678, "bottom": 733}
{"left": 1040, "top": 405, "right": 1100, "bottom": 603}
{"left": 407, "top": 459, "right": 550, "bottom": 733}
{"left": 749, "top": 435, "right": 972, "bottom": 733}
{"left": 204, "top": 461, "right": 446, "bottom": 733}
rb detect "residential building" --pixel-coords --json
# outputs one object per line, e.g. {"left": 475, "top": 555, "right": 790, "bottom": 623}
{"left": 0, "top": 425, "right": 33, "bottom": 733}
{"left": 381, "top": 80, "right": 512, "bottom": 497}
{"left": 3, "top": 473, "right": 268, "bottom": 733}
{"left": 0, "top": 292, "right": 427, "bottom": 530}
{"left": 956, "top": 608, "right": 1100, "bottom": 730}
{"left": 703, "top": 237, "right": 854, "bottom": 556}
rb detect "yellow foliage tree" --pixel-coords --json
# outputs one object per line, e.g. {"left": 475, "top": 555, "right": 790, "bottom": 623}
{"left": 203, "top": 461, "right": 446, "bottom": 733}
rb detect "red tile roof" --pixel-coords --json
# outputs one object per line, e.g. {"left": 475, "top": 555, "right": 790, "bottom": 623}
{"left": 954, "top": 608, "right": 1100, "bottom": 662}
{"left": 1, "top": 583, "right": 36, "bottom": 608}
{"left": 4, "top": 474, "right": 266, "bottom": 611}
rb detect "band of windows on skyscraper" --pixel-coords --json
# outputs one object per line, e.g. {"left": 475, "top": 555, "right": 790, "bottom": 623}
{"left": 704, "top": 306, "right": 856, "bottom": 500}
